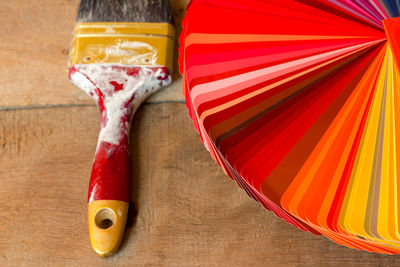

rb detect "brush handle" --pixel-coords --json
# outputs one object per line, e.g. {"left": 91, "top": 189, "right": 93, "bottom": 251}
{"left": 69, "top": 64, "right": 173, "bottom": 257}
{"left": 88, "top": 133, "right": 131, "bottom": 257}
{"left": 89, "top": 138, "right": 130, "bottom": 202}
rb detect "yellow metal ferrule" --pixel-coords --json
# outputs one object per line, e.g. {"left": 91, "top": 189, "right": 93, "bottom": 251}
{"left": 69, "top": 22, "right": 174, "bottom": 69}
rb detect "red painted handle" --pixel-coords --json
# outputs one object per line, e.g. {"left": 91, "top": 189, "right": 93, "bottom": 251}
{"left": 69, "top": 64, "right": 173, "bottom": 257}
{"left": 89, "top": 136, "right": 130, "bottom": 202}
{"left": 68, "top": 65, "right": 172, "bottom": 204}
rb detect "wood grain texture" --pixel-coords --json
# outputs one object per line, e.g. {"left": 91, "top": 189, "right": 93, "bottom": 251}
{"left": 0, "top": 0, "right": 186, "bottom": 108}
{"left": 1, "top": 105, "right": 400, "bottom": 266}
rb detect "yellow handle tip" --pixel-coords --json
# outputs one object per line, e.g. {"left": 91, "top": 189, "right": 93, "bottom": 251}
{"left": 88, "top": 200, "right": 129, "bottom": 257}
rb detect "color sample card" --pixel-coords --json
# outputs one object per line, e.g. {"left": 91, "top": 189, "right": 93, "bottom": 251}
{"left": 179, "top": 0, "right": 400, "bottom": 253}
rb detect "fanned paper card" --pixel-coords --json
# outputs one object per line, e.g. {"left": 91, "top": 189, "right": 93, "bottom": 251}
{"left": 179, "top": 0, "right": 400, "bottom": 253}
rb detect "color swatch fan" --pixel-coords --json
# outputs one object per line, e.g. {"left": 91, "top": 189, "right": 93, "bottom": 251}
{"left": 179, "top": 0, "right": 400, "bottom": 253}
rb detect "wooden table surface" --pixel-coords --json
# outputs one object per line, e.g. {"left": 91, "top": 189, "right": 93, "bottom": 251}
{"left": 2, "top": 0, "right": 400, "bottom": 266}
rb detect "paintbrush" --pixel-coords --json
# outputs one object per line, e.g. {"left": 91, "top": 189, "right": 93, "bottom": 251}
{"left": 68, "top": 0, "right": 174, "bottom": 257}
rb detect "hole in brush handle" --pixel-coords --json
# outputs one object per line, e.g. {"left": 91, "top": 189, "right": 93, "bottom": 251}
{"left": 95, "top": 208, "right": 116, "bottom": 229}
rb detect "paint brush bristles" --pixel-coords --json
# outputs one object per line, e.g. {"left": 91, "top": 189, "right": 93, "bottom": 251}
{"left": 76, "top": 0, "right": 173, "bottom": 23}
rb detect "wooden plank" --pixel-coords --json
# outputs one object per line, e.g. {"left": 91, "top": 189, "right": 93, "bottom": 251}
{"left": 1, "top": 104, "right": 400, "bottom": 265}
{"left": 0, "top": 0, "right": 187, "bottom": 108}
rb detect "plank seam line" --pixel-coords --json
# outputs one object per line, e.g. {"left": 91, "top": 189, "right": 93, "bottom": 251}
{"left": 0, "top": 100, "right": 185, "bottom": 111}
